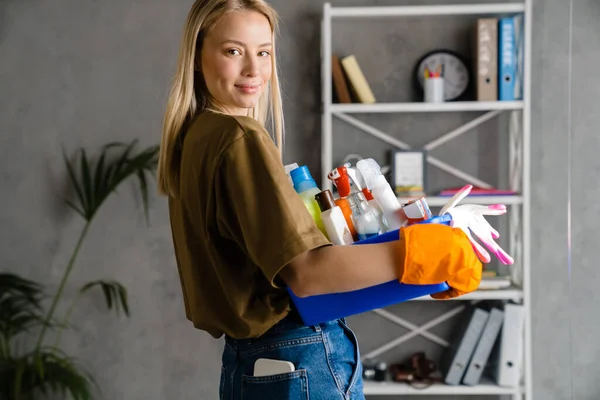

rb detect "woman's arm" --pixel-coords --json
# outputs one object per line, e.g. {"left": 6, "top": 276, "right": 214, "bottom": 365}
{"left": 281, "top": 223, "right": 482, "bottom": 299}
{"left": 280, "top": 241, "right": 401, "bottom": 297}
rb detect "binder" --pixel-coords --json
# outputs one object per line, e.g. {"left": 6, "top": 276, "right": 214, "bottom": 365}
{"left": 493, "top": 303, "right": 525, "bottom": 387}
{"left": 439, "top": 307, "right": 489, "bottom": 385}
{"left": 498, "top": 15, "right": 524, "bottom": 101}
{"left": 514, "top": 14, "right": 524, "bottom": 100}
{"left": 474, "top": 18, "right": 498, "bottom": 101}
{"left": 462, "top": 307, "right": 504, "bottom": 386}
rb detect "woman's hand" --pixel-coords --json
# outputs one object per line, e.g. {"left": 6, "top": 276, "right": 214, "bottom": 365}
{"left": 396, "top": 223, "right": 483, "bottom": 299}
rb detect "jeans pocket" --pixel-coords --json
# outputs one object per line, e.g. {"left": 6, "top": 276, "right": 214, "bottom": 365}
{"left": 241, "top": 370, "right": 309, "bottom": 400}
{"left": 334, "top": 319, "right": 364, "bottom": 397}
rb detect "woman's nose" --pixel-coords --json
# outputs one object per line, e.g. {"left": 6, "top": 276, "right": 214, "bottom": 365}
{"left": 243, "top": 56, "right": 260, "bottom": 77}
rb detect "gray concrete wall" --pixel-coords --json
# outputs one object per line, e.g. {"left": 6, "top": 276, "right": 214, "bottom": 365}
{"left": 1, "top": 0, "right": 598, "bottom": 399}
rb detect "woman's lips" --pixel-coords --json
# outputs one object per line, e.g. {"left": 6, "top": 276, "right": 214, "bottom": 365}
{"left": 235, "top": 84, "right": 260, "bottom": 94}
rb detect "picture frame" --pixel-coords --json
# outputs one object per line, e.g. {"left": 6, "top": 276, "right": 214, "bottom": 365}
{"left": 391, "top": 149, "right": 427, "bottom": 198}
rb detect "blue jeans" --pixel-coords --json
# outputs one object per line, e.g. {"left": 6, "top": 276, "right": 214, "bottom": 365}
{"left": 219, "top": 312, "right": 365, "bottom": 399}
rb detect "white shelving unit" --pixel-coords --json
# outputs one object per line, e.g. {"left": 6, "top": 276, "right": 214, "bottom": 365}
{"left": 330, "top": 100, "right": 524, "bottom": 113}
{"left": 320, "top": 2, "right": 532, "bottom": 399}
{"left": 363, "top": 378, "right": 522, "bottom": 396}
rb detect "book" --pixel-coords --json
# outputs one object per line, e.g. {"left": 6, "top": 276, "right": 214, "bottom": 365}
{"left": 340, "top": 55, "right": 376, "bottom": 104}
{"left": 331, "top": 55, "right": 352, "bottom": 103}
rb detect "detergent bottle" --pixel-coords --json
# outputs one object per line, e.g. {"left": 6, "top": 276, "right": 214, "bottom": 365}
{"left": 290, "top": 165, "right": 328, "bottom": 237}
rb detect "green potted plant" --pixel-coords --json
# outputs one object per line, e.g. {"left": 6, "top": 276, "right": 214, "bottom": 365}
{"left": 0, "top": 140, "right": 159, "bottom": 399}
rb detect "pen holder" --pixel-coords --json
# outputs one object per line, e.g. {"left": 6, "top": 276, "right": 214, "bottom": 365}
{"left": 424, "top": 76, "right": 444, "bottom": 103}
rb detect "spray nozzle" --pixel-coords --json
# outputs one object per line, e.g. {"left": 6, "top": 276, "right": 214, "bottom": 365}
{"left": 345, "top": 168, "right": 363, "bottom": 191}
{"left": 328, "top": 163, "right": 365, "bottom": 198}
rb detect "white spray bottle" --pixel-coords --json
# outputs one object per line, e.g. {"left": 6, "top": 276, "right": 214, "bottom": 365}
{"left": 347, "top": 166, "right": 385, "bottom": 234}
{"left": 356, "top": 158, "right": 407, "bottom": 231}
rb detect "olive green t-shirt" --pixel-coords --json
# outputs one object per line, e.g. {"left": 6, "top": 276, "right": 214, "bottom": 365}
{"left": 168, "top": 111, "right": 331, "bottom": 339}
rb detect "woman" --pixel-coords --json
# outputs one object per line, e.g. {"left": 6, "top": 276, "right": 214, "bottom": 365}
{"left": 157, "top": 1, "right": 482, "bottom": 399}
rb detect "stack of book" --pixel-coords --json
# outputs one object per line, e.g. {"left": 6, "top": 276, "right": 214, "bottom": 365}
{"left": 331, "top": 54, "right": 375, "bottom": 104}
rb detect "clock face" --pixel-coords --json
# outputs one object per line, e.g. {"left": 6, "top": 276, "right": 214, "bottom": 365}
{"left": 416, "top": 51, "right": 470, "bottom": 101}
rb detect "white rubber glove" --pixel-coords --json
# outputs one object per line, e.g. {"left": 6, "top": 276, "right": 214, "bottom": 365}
{"left": 439, "top": 185, "right": 514, "bottom": 265}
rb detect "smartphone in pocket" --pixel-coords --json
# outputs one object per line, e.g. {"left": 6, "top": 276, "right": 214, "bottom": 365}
{"left": 253, "top": 358, "right": 296, "bottom": 377}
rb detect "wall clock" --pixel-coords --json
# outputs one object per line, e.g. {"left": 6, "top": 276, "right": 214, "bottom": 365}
{"left": 414, "top": 50, "right": 471, "bottom": 101}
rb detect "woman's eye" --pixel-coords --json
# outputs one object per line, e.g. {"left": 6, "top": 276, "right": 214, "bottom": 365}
{"left": 227, "top": 49, "right": 241, "bottom": 56}
{"left": 258, "top": 51, "right": 270, "bottom": 57}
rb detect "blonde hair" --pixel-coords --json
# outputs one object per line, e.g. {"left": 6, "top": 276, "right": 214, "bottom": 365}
{"left": 157, "top": 0, "right": 284, "bottom": 197}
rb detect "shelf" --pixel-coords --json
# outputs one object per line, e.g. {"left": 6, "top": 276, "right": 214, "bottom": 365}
{"left": 398, "top": 195, "right": 523, "bottom": 207}
{"left": 363, "top": 378, "right": 521, "bottom": 396}
{"left": 330, "top": 101, "right": 524, "bottom": 114}
{"left": 329, "top": 3, "right": 525, "bottom": 18}
{"left": 411, "top": 287, "right": 523, "bottom": 302}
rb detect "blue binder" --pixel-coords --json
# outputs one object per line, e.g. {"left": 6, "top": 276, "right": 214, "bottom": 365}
{"left": 288, "top": 215, "right": 451, "bottom": 326}
{"left": 498, "top": 15, "right": 524, "bottom": 101}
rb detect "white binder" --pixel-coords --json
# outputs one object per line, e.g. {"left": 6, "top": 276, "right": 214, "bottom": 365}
{"left": 493, "top": 303, "right": 525, "bottom": 387}
{"left": 440, "top": 307, "right": 489, "bottom": 385}
{"left": 462, "top": 307, "right": 504, "bottom": 386}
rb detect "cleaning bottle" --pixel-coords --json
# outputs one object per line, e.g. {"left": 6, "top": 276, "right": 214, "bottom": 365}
{"left": 349, "top": 166, "right": 386, "bottom": 233}
{"left": 315, "top": 190, "right": 354, "bottom": 245}
{"left": 356, "top": 158, "right": 407, "bottom": 231}
{"left": 334, "top": 197, "right": 358, "bottom": 241}
{"left": 346, "top": 192, "right": 380, "bottom": 240}
{"left": 327, "top": 165, "right": 360, "bottom": 240}
{"left": 290, "top": 165, "right": 328, "bottom": 237}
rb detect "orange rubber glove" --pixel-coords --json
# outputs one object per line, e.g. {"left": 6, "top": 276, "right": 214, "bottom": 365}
{"left": 397, "top": 223, "right": 482, "bottom": 299}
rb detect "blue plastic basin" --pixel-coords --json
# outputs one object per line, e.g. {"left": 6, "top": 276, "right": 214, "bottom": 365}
{"left": 287, "top": 215, "right": 451, "bottom": 325}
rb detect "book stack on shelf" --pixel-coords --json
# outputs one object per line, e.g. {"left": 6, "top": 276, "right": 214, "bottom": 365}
{"left": 331, "top": 54, "right": 376, "bottom": 105}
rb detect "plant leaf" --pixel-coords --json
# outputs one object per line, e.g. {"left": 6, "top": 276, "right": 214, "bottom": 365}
{"left": 62, "top": 139, "right": 159, "bottom": 224}
{"left": 65, "top": 199, "right": 86, "bottom": 219}
{"left": 62, "top": 146, "right": 88, "bottom": 218}
{"left": 79, "top": 149, "right": 93, "bottom": 219}
{"left": 0, "top": 274, "right": 44, "bottom": 305}
{"left": 136, "top": 169, "right": 149, "bottom": 225}
{"left": 0, "top": 274, "right": 47, "bottom": 357}
{"left": 5, "top": 348, "right": 98, "bottom": 400}
{"left": 80, "top": 281, "right": 129, "bottom": 317}
{"left": 92, "top": 151, "right": 106, "bottom": 207}
{"left": 117, "top": 285, "right": 129, "bottom": 316}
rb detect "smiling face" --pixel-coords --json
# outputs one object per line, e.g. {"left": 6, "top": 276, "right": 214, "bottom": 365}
{"left": 199, "top": 10, "right": 273, "bottom": 116}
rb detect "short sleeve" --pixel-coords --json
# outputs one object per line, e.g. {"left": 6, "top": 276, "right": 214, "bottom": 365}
{"left": 214, "top": 128, "right": 331, "bottom": 288}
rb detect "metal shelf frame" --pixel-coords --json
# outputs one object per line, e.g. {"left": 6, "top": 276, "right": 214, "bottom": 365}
{"left": 320, "top": 2, "right": 532, "bottom": 398}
